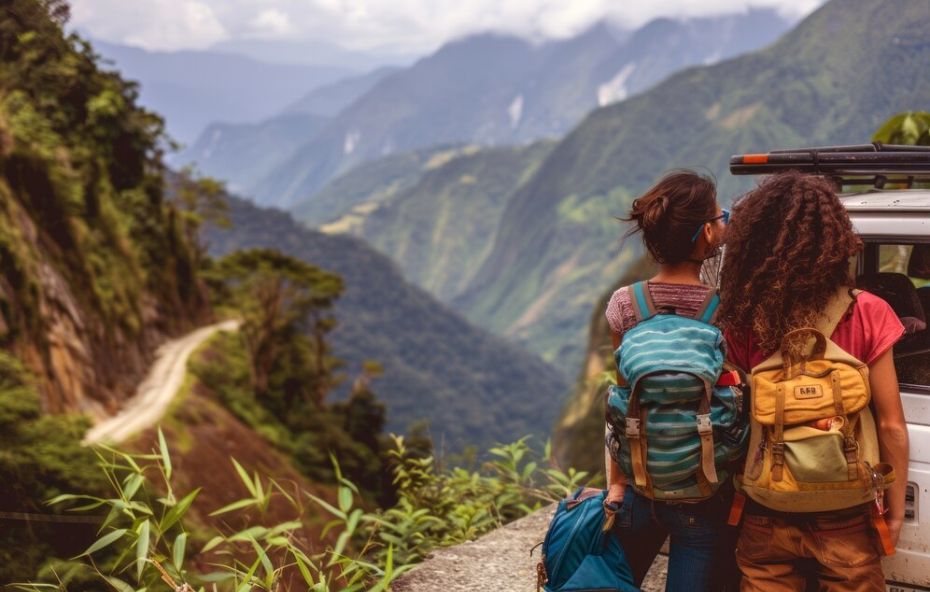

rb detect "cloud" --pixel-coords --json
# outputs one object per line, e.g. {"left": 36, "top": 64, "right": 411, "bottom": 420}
{"left": 249, "top": 8, "right": 295, "bottom": 38}
{"left": 70, "top": 0, "right": 825, "bottom": 54}
{"left": 71, "top": 0, "right": 228, "bottom": 50}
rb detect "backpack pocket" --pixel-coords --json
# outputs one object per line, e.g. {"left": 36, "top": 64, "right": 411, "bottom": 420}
{"left": 783, "top": 425, "right": 849, "bottom": 483}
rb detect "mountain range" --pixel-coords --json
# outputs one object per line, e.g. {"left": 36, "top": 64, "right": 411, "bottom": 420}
{"left": 290, "top": 0, "right": 930, "bottom": 371}
{"left": 91, "top": 40, "right": 355, "bottom": 144}
{"left": 180, "top": 10, "right": 792, "bottom": 208}
{"left": 177, "top": 67, "right": 398, "bottom": 195}
{"left": 457, "top": 0, "right": 930, "bottom": 364}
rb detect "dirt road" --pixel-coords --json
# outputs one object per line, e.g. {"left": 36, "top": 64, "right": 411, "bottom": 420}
{"left": 84, "top": 319, "right": 240, "bottom": 445}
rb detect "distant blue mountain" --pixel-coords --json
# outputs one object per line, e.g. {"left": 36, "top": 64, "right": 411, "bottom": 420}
{"left": 92, "top": 40, "right": 355, "bottom": 144}
{"left": 249, "top": 9, "right": 793, "bottom": 207}
{"left": 177, "top": 67, "right": 399, "bottom": 191}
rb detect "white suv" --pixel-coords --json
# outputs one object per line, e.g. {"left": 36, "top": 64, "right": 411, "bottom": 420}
{"left": 732, "top": 144, "right": 930, "bottom": 591}
{"left": 844, "top": 190, "right": 929, "bottom": 592}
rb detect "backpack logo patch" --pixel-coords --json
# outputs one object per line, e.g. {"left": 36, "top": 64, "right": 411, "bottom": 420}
{"left": 794, "top": 385, "right": 823, "bottom": 399}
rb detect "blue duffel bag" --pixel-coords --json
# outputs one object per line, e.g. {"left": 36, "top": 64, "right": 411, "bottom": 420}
{"left": 536, "top": 487, "right": 638, "bottom": 592}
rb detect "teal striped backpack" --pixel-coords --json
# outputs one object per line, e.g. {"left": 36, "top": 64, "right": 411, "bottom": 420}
{"left": 606, "top": 281, "right": 748, "bottom": 501}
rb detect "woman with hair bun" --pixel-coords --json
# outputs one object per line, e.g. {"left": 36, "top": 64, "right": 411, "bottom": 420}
{"left": 720, "top": 171, "right": 908, "bottom": 591}
{"left": 604, "top": 170, "right": 739, "bottom": 591}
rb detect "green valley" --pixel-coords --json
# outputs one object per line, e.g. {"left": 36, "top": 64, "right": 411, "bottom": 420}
{"left": 205, "top": 195, "right": 571, "bottom": 450}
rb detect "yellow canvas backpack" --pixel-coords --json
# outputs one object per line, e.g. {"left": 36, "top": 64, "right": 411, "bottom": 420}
{"left": 738, "top": 288, "right": 895, "bottom": 512}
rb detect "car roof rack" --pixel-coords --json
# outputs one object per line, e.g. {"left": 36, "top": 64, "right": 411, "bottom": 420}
{"left": 730, "top": 143, "right": 930, "bottom": 188}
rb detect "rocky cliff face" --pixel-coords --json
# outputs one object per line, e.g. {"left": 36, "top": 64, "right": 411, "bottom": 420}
{"left": 0, "top": 177, "right": 202, "bottom": 416}
{"left": 0, "top": 2, "right": 208, "bottom": 414}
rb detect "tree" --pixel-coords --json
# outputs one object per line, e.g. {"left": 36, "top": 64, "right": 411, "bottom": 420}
{"left": 210, "top": 249, "right": 343, "bottom": 402}
{"left": 169, "top": 166, "right": 229, "bottom": 266}
{"left": 873, "top": 111, "right": 930, "bottom": 146}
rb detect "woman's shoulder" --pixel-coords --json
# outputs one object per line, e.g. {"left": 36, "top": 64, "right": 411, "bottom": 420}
{"left": 606, "top": 281, "right": 715, "bottom": 335}
{"left": 606, "top": 286, "right": 634, "bottom": 335}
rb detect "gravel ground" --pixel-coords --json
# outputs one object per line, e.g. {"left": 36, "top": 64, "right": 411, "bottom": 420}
{"left": 393, "top": 505, "right": 668, "bottom": 591}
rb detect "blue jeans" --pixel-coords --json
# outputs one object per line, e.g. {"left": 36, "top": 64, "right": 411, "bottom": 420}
{"left": 614, "top": 487, "right": 738, "bottom": 592}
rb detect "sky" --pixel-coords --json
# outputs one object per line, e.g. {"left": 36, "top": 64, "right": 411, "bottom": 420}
{"left": 70, "top": 0, "right": 826, "bottom": 58}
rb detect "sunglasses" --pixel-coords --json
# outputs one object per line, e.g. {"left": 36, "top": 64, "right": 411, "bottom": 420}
{"left": 690, "top": 209, "right": 730, "bottom": 242}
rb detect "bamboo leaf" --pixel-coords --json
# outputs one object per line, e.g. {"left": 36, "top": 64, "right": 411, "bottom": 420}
{"left": 248, "top": 537, "right": 274, "bottom": 580}
{"left": 197, "top": 571, "right": 236, "bottom": 583}
{"left": 136, "top": 520, "right": 150, "bottom": 581}
{"left": 368, "top": 545, "right": 394, "bottom": 592}
{"left": 337, "top": 486, "right": 353, "bottom": 514}
{"left": 201, "top": 535, "right": 224, "bottom": 554}
{"left": 209, "top": 498, "right": 255, "bottom": 516}
{"left": 122, "top": 473, "right": 144, "bottom": 501}
{"left": 293, "top": 552, "right": 316, "bottom": 586}
{"left": 161, "top": 488, "right": 200, "bottom": 532}
{"left": 173, "top": 532, "right": 187, "bottom": 570}
{"left": 231, "top": 458, "right": 257, "bottom": 497}
{"left": 82, "top": 528, "right": 128, "bottom": 556}
{"left": 47, "top": 493, "right": 98, "bottom": 506}
{"left": 158, "top": 428, "right": 172, "bottom": 480}
{"left": 105, "top": 576, "right": 135, "bottom": 592}
{"left": 304, "top": 492, "right": 345, "bottom": 519}
{"left": 236, "top": 557, "right": 261, "bottom": 592}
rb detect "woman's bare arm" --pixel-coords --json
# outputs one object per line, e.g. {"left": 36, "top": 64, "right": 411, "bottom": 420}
{"left": 869, "top": 348, "right": 909, "bottom": 547}
{"left": 606, "top": 331, "right": 626, "bottom": 506}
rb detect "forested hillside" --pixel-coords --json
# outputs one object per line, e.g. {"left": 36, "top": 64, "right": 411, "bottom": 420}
{"left": 0, "top": 3, "right": 389, "bottom": 582}
{"left": 0, "top": 0, "right": 207, "bottom": 414}
{"left": 292, "top": 144, "right": 466, "bottom": 226}
{"left": 205, "top": 196, "right": 571, "bottom": 450}
{"left": 324, "top": 142, "right": 553, "bottom": 302}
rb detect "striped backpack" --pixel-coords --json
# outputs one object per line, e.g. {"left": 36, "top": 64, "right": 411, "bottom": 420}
{"left": 606, "top": 281, "right": 748, "bottom": 500}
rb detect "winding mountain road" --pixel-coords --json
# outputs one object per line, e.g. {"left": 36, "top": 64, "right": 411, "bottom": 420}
{"left": 84, "top": 319, "right": 241, "bottom": 445}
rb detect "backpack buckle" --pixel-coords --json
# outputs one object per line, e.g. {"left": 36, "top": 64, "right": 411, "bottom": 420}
{"left": 624, "top": 418, "right": 641, "bottom": 439}
{"left": 696, "top": 413, "right": 713, "bottom": 435}
{"left": 771, "top": 442, "right": 785, "bottom": 463}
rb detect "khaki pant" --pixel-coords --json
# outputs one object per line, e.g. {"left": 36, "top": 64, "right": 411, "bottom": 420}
{"left": 736, "top": 509, "right": 884, "bottom": 592}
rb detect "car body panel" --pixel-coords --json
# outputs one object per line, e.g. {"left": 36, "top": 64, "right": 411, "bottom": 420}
{"left": 845, "top": 196, "right": 930, "bottom": 588}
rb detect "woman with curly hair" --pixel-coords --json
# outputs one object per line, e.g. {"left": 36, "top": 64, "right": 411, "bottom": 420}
{"left": 719, "top": 171, "right": 909, "bottom": 591}
{"left": 604, "top": 170, "right": 739, "bottom": 592}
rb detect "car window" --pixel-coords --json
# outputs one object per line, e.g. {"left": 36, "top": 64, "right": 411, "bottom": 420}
{"left": 862, "top": 242, "right": 930, "bottom": 389}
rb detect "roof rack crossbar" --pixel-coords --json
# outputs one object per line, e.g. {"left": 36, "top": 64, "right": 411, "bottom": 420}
{"left": 769, "top": 143, "right": 930, "bottom": 154}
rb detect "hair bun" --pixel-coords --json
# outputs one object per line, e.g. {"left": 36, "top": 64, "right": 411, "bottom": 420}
{"left": 631, "top": 193, "right": 670, "bottom": 231}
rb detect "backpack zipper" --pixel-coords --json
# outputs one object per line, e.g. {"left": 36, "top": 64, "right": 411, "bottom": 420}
{"left": 548, "top": 500, "right": 591, "bottom": 583}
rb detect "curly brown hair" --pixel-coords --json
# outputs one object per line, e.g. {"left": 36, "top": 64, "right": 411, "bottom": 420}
{"left": 718, "top": 171, "right": 862, "bottom": 355}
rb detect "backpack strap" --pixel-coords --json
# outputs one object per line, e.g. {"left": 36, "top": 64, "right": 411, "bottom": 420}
{"left": 629, "top": 281, "right": 657, "bottom": 323}
{"left": 695, "top": 377, "right": 720, "bottom": 487}
{"left": 694, "top": 289, "right": 721, "bottom": 325}
{"left": 815, "top": 287, "right": 857, "bottom": 337}
{"left": 624, "top": 384, "right": 650, "bottom": 489}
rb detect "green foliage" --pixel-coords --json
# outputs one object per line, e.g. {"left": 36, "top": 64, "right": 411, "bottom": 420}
{"left": 205, "top": 249, "right": 343, "bottom": 400}
{"left": 189, "top": 330, "right": 387, "bottom": 501}
{"left": 169, "top": 167, "right": 230, "bottom": 265}
{"left": 322, "top": 142, "right": 553, "bottom": 306}
{"left": 0, "top": 352, "right": 107, "bottom": 583}
{"left": 873, "top": 111, "right": 930, "bottom": 146}
{"left": 206, "top": 196, "right": 571, "bottom": 452}
{"left": 17, "top": 433, "right": 587, "bottom": 591}
{"left": 0, "top": 0, "right": 204, "bottom": 362}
